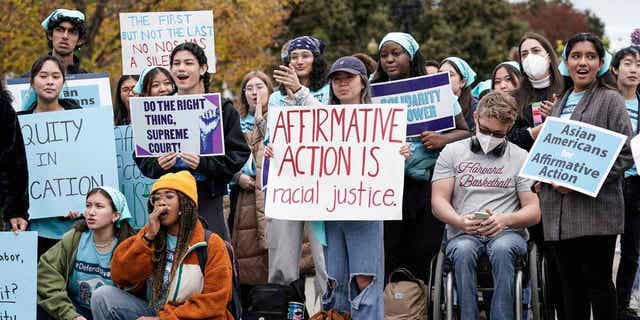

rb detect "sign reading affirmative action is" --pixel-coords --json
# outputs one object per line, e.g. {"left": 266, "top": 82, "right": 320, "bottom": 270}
{"left": 265, "top": 104, "right": 407, "bottom": 220}
{"left": 7, "top": 73, "right": 112, "bottom": 111}
{"left": 519, "top": 117, "right": 626, "bottom": 197}
{"left": 120, "top": 10, "right": 215, "bottom": 74}
{"left": 130, "top": 93, "right": 225, "bottom": 157}
{"left": 0, "top": 232, "right": 37, "bottom": 320}
{"left": 19, "top": 107, "right": 119, "bottom": 219}
{"left": 115, "top": 125, "right": 154, "bottom": 230}
{"left": 371, "top": 72, "right": 455, "bottom": 138}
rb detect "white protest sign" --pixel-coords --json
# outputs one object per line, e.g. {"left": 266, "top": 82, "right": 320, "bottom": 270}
{"left": 6, "top": 73, "right": 112, "bottom": 112}
{"left": 0, "top": 232, "right": 37, "bottom": 320}
{"left": 130, "top": 94, "right": 225, "bottom": 157}
{"left": 265, "top": 104, "right": 407, "bottom": 220}
{"left": 120, "top": 11, "right": 216, "bottom": 74}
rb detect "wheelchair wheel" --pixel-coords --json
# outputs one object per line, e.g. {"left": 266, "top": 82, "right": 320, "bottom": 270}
{"left": 529, "top": 243, "right": 541, "bottom": 320}
{"left": 426, "top": 254, "right": 436, "bottom": 318}
{"left": 432, "top": 250, "right": 445, "bottom": 320}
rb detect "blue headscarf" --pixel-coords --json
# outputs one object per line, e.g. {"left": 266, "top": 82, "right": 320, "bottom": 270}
{"left": 379, "top": 32, "right": 420, "bottom": 60}
{"left": 444, "top": 57, "right": 477, "bottom": 88}
{"left": 95, "top": 186, "right": 132, "bottom": 227}
{"left": 471, "top": 79, "right": 492, "bottom": 99}
{"left": 288, "top": 36, "right": 325, "bottom": 56}
{"left": 558, "top": 45, "right": 612, "bottom": 77}
{"left": 41, "top": 9, "right": 85, "bottom": 29}
{"left": 498, "top": 61, "right": 521, "bottom": 71}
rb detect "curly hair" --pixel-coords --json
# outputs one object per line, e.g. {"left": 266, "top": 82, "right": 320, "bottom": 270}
{"left": 148, "top": 191, "right": 198, "bottom": 312}
{"left": 279, "top": 51, "right": 328, "bottom": 95}
{"left": 170, "top": 42, "right": 211, "bottom": 93}
{"left": 477, "top": 91, "right": 518, "bottom": 126}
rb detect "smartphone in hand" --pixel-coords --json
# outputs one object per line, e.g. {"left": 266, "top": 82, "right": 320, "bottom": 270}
{"left": 473, "top": 211, "right": 491, "bottom": 220}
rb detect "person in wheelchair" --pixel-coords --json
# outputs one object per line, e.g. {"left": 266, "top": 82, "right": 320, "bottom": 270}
{"left": 431, "top": 91, "right": 541, "bottom": 320}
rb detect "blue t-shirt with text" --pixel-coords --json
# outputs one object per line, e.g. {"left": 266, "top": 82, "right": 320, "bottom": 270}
{"left": 68, "top": 231, "right": 117, "bottom": 309}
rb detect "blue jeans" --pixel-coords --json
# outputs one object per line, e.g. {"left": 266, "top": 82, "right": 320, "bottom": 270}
{"left": 322, "top": 221, "right": 384, "bottom": 319}
{"left": 90, "top": 286, "right": 156, "bottom": 320}
{"left": 445, "top": 232, "right": 526, "bottom": 320}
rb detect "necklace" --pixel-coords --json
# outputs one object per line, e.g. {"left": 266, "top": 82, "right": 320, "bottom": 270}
{"left": 94, "top": 239, "right": 114, "bottom": 249}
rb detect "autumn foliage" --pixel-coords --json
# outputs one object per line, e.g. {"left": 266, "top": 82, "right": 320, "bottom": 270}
{"left": 0, "top": 0, "right": 297, "bottom": 91}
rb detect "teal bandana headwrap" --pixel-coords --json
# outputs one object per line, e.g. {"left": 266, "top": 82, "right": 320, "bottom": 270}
{"left": 379, "top": 32, "right": 420, "bottom": 60}
{"left": 558, "top": 45, "right": 612, "bottom": 77}
{"left": 41, "top": 9, "right": 85, "bottom": 29}
{"left": 444, "top": 57, "right": 477, "bottom": 88}
{"left": 96, "top": 186, "right": 132, "bottom": 227}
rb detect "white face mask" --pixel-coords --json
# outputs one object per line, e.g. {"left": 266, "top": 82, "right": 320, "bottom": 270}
{"left": 476, "top": 131, "right": 504, "bottom": 154}
{"left": 522, "top": 54, "right": 550, "bottom": 80}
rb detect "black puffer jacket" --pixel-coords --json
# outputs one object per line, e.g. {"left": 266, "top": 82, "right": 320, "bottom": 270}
{"left": 0, "top": 89, "right": 29, "bottom": 222}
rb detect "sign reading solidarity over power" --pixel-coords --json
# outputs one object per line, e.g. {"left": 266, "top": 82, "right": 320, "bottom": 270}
{"left": 6, "top": 73, "right": 112, "bottom": 112}
{"left": 0, "top": 232, "right": 37, "bottom": 320}
{"left": 120, "top": 10, "right": 216, "bottom": 74}
{"left": 519, "top": 117, "right": 627, "bottom": 197}
{"left": 371, "top": 72, "right": 456, "bottom": 138}
{"left": 130, "top": 93, "right": 225, "bottom": 157}
{"left": 265, "top": 104, "right": 407, "bottom": 220}
{"left": 19, "top": 107, "right": 119, "bottom": 219}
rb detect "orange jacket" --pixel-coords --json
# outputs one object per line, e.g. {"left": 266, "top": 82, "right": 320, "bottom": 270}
{"left": 111, "top": 221, "right": 234, "bottom": 319}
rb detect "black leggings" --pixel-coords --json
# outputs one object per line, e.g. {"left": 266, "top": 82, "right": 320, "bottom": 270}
{"left": 384, "top": 177, "right": 444, "bottom": 282}
{"left": 549, "top": 235, "right": 617, "bottom": 320}
{"left": 616, "top": 176, "right": 640, "bottom": 308}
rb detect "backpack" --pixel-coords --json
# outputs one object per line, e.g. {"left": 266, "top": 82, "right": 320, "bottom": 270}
{"left": 383, "top": 268, "right": 427, "bottom": 320}
{"left": 197, "top": 230, "right": 243, "bottom": 320}
{"left": 244, "top": 278, "right": 308, "bottom": 320}
{"left": 310, "top": 310, "right": 351, "bottom": 320}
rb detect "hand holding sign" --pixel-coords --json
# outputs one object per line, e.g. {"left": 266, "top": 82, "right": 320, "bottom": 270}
{"left": 157, "top": 152, "right": 178, "bottom": 170}
{"left": 8, "top": 218, "right": 28, "bottom": 233}
{"left": 180, "top": 152, "right": 200, "bottom": 170}
{"left": 421, "top": 131, "right": 447, "bottom": 149}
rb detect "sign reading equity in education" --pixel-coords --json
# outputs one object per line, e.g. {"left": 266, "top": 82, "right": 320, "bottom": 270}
{"left": 130, "top": 93, "right": 225, "bottom": 157}
{"left": 19, "top": 107, "right": 119, "bottom": 219}
{"left": 6, "top": 73, "right": 112, "bottom": 112}
{"left": 120, "top": 10, "right": 216, "bottom": 74}
{"left": 0, "top": 232, "right": 37, "bottom": 320}
{"left": 265, "top": 104, "right": 407, "bottom": 220}
{"left": 371, "top": 72, "right": 455, "bottom": 138}
{"left": 115, "top": 125, "right": 154, "bottom": 230}
{"left": 519, "top": 117, "right": 627, "bottom": 197}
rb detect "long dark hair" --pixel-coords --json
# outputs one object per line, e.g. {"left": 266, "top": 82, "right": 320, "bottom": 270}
{"left": 170, "top": 42, "right": 210, "bottom": 93}
{"left": 113, "top": 75, "right": 138, "bottom": 126}
{"left": 279, "top": 50, "right": 328, "bottom": 95}
{"left": 491, "top": 63, "right": 522, "bottom": 91}
{"left": 514, "top": 32, "right": 563, "bottom": 116}
{"left": 562, "top": 33, "right": 616, "bottom": 95}
{"left": 142, "top": 67, "right": 177, "bottom": 97}
{"left": 371, "top": 48, "right": 426, "bottom": 84}
{"left": 148, "top": 191, "right": 198, "bottom": 311}
{"left": 439, "top": 59, "right": 474, "bottom": 117}
{"left": 73, "top": 188, "right": 136, "bottom": 248}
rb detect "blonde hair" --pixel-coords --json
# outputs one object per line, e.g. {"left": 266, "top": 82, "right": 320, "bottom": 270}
{"left": 476, "top": 91, "right": 518, "bottom": 126}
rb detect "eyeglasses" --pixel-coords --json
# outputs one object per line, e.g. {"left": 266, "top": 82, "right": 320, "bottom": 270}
{"left": 477, "top": 119, "right": 509, "bottom": 138}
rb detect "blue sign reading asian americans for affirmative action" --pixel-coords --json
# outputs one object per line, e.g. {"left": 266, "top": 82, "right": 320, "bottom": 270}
{"left": 519, "top": 117, "right": 627, "bottom": 197}
{"left": 0, "top": 232, "right": 37, "bottom": 320}
{"left": 370, "top": 72, "right": 456, "bottom": 137}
